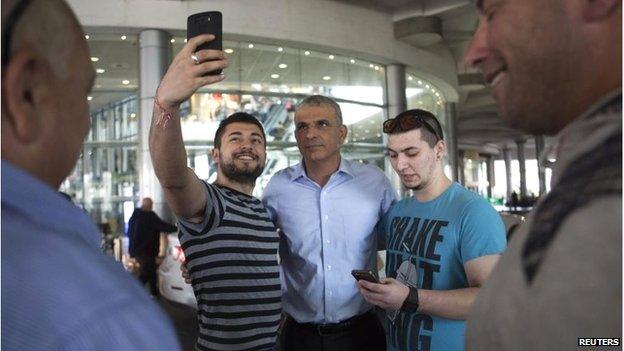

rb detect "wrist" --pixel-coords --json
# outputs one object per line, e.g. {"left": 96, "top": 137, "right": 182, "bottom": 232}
{"left": 154, "top": 94, "right": 180, "bottom": 112}
{"left": 401, "top": 286, "right": 419, "bottom": 312}
{"left": 154, "top": 94, "right": 179, "bottom": 127}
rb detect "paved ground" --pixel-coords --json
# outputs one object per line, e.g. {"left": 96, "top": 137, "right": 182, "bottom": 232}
{"left": 157, "top": 297, "right": 198, "bottom": 351}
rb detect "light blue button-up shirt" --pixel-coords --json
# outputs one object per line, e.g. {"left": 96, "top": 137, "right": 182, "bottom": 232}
{"left": 1, "top": 160, "right": 181, "bottom": 350}
{"left": 263, "top": 158, "right": 397, "bottom": 324}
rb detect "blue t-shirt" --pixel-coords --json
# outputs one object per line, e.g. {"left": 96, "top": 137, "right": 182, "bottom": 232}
{"left": 380, "top": 182, "right": 506, "bottom": 351}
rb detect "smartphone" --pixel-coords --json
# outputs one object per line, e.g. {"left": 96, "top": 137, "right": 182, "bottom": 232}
{"left": 351, "top": 269, "right": 379, "bottom": 284}
{"left": 187, "top": 11, "right": 223, "bottom": 75}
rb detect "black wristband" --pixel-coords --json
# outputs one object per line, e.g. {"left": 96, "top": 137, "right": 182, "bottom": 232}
{"left": 400, "top": 286, "right": 419, "bottom": 312}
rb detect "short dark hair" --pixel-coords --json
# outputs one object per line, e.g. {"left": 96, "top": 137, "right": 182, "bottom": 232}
{"left": 384, "top": 109, "right": 444, "bottom": 148}
{"left": 297, "top": 95, "right": 343, "bottom": 125}
{"left": 213, "top": 112, "right": 266, "bottom": 149}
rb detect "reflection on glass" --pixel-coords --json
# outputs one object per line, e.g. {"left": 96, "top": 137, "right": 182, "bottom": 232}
{"left": 71, "top": 34, "right": 388, "bottom": 235}
{"left": 172, "top": 38, "right": 386, "bottom": 105}
{"left": 405, "top": 74, "right": 446, "bottom": 124}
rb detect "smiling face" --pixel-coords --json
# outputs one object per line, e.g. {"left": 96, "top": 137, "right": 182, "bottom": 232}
{"left": 387, "top": 129, "right": 445, "bottom": 191}
{"left": 294, "top": 103, "right": 347, "bottom": 166}
{"left": 212, "top": 122, "right": 266, "bottom": 185}
{"left": 465, "top": 0, "right": 579, "bottom": 134}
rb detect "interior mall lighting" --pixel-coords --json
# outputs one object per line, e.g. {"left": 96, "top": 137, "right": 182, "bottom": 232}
{"left": 418, "top": 80, "right": 423, "bottom": 85}
{"left": 85, "top": 34, "right": 90, "bottom": 40}
{"left": 304, "top": 51, "right": 310, "bottom": 56}
{"left": 278, "top": 47, "right": 284, "bottom": 52}
{"left": 369, "top": 64, "right": 374, "bottom": 68}
{"left": 170, "top": 38, "right": 176, "bottom": 43}
{"left": 278, "top": 63, "right": 288, "bottom": 69}
{"left": 408, "top": 76, "right": 413, "bottom": 81}
{"left": 87, "top": 96, "right": 93, "bottom": 101}
{"left": 96, "top": 68, "right": 105, "bottom": 74}
{"left": 120, "top": 35, "right": 127, "bottom": 40}
{"left": 350, "top": 59, "right": 355, "bottom": 64}
{"left": 374, "top": 66, "right": 380, "bottom": 71}
{"left": 425, "top": 84, "right": 430, "bottom": 89}
{"left": 270, "top": 74, "right": 280, "bottom": 79}
{"left": 248, "top": 44, "right": 254, "bottom": 48}
{"left": 322, "top": 76, "right": 331, "bottom": 81}
{"left": 328, "top": 55, "right": 334, "bottom": 60}
{"left": 130, "top": 113, "right": 137, "bottom": 118}
{"left": 122, "top": 80, "right": 130, "bottom": 85}
{"left": 224, "top": 48, "right": 234, "bottom": 54}
{"left": 184, "top": 38, "right": 188, "bottom": 43}
{"left": 90, "top": 57, "right": 99, "bottom": 62}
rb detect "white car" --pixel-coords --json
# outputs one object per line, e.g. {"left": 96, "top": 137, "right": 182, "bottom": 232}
{"left": 158, "top": 234, "right": 197, "bottom": 308}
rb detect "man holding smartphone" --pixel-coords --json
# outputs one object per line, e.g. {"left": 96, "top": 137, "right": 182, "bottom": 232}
{"left": 150, "top": 35, "right": 281, "bottom": 351}
{"left": 357, "top": 109, "right": 506, "bottom": 351}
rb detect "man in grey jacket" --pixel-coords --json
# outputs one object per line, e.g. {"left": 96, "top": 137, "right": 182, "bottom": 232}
{"left": 463, "top": 0, "right": 621, "bottom": 349}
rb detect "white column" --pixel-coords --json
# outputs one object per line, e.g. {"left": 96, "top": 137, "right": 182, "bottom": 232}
{"left": 535, "top": 136, "right": 546, "bottom": 196}
{"left": 138, "top": 29, "right": 173, "bottom": 221}
{"left": 503, "top": 146, "right": 513, "bottom": 200}
{"left": 516, "top": 139, "right": 527, "bottom": 198}
{"left": 444, "top": 102, "right": 459, "bottom": 182}
{"left": 384, "top": 64, "right": 407, "bottom": 197}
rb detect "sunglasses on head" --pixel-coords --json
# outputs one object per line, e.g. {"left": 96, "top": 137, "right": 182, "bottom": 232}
{"left": 382, "top": 113, "right": 443, "bottom": 141}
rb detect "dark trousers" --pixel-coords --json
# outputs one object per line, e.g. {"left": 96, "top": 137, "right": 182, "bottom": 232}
{"left": 280, "top": 310, "right": 386, "bottom": 351}
{"left": 137, "top": 256, "right": 158, "bottom": 296}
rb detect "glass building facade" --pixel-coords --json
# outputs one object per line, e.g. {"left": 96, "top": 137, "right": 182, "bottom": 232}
{"left": 61, "top": 32, "right": 447, "bottom": 232}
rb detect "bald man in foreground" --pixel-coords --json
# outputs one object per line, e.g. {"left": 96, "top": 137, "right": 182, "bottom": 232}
{"left": 1, "top": 0, "right": 180, "bottom": 349}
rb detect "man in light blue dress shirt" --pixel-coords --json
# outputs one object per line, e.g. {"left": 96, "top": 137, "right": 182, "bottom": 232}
{"left": 1, "top": 1, "right": 180, "bottom": 349}
{"left": 263, "top": 95, "right": 397, "bottom": 351}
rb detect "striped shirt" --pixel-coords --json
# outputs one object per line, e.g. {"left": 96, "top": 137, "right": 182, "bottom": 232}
{"left": 178, "top": 182, "right": 281, "bottom": 351}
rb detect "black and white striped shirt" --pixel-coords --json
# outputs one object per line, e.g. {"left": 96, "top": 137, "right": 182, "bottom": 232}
{"left": 178, "top": 182, "right": 281, "bottom": 351}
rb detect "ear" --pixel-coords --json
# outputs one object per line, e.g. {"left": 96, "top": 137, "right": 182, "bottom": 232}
{"left": 210, "top": 148, "right": 220, "bottom": 165}
{"left": 338, "top": 124, "right": 348, "bottom": 144}
{"left": 582, "top": 0, "right": 620, "bottom": 21}
{"left": 435, "top": 140, "right": 447, "bottom": 160}
{"left": 2, "top": 49, "right": 51, "bottom": 143}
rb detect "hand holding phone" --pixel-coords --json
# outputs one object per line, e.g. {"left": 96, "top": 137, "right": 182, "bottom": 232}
{"left": 187, "top": 11, "right": 223, "bottom": 75}
{"left": 351, "top": 269, "right": 380, "bottom": 284}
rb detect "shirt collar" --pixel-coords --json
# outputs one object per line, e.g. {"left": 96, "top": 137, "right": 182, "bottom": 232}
{"left": 1, "top": 159, "right": 100, "bottom": 248}
{"left": 289, "top": 157, "right": 355, "bottom": 182}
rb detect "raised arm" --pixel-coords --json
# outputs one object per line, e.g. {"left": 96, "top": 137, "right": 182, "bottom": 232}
{"left": 149, "top": 34, "right": 228, "bottom": 221}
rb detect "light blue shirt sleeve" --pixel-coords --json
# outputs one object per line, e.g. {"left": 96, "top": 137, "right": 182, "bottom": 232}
{"left": 380, "top": 173, "right": 399, "bottom": 215}
{"left": 459, "top": 198, "right": 507, "bottom": 264}
{"left": 376, "top": 176, "right": 398, "bottom": 250}
{"left": 261, "top": 176, "right": 279, "bottom": 223}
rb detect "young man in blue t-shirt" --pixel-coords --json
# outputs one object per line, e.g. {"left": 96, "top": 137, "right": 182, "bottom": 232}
{"left": 357, "top": 109, "right": 506, "bottom": 351}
